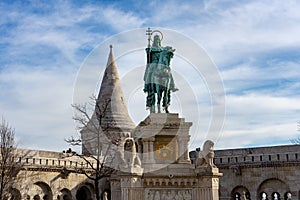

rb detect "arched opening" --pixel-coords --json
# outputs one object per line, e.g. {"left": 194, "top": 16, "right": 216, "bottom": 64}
{"left": 231, "top": 185, "right": 251, "bottom": 200}
{"left": 9, "top": 188, "right": 21, "bottom": 200}
{"left": 101, "top": 189, "right": 111, "bottom": 200}
{"left": 260, "top": 192, "right": 268, "bottom": 200}
{"left": 60, "top": 188, "right": 72, "bottom": 200}
{"left": 284, "top": 192, "right": 292, "bottom": 200}
{"left": 233, "top": 192, "right": 241, "bottom": 200}
{"left": 76, "top": 186, "right": 92, "bottom": 200}
{"left": 271, "top": 192, "right": 280, "bottom": 200}
{"left": 245, "top": 192, "right": 251, "bottom": 200}
{"left": 34, "top": 182, "right": 53, "bottom": 200}
{"left": 34, "top": 195, "right": 41, "bottom": 200}
{"left": 257, "top": 178, "right": 289, "bottom": 199}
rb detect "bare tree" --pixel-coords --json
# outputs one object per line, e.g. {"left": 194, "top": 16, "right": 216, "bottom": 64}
{"left": 66, "top": 96, "right": 120, "bottom": 200}
{"left": 0, "top": 118, "right": 22, "bottom": 200}
{"left": 290, "top": 121, "right": 300, "bottom": 144}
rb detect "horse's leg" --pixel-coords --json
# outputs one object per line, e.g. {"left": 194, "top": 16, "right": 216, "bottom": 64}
{"left": 150, "top": 91, "right": 155, "bottom": 113}
{"left": 147, "top": 84, "right": 156, "bottom": 113}
{"left": 156, "top": 85, "right": 162, "bottom": 113}
{"left": 163, "top": 88, "right": 171, "bottom": 113}
{"left": 157, "top": 104, "right": 161, "bottom": 113}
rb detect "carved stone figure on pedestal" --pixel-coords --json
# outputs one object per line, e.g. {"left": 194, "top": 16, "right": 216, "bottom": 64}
{"left": 120, "top": 138, "right": 141, "bottom": 169}
{"left": 117, "top": 138, "right": 141, "bottom": 171}
{"left": 195, "top": 140, "right": 216, "bottom": 168}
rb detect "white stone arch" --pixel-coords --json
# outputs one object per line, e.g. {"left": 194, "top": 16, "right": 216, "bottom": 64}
{"left": 231, "top": 185, "right": 251, "bottom": 200}
{"left": 27, "top": 184, "right": 43, "bottom": 200}
{"left": 257, "top": 178, "right": 289, "bottom": 199}
{"left": 28, "top": 181, "right": 53, "bottom": 200}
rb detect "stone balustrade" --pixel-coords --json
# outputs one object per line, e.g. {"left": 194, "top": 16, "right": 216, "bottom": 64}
{"left": 24, "top": 157, "right": 91, "bottom": 168}
{"left": 214, "top": 151, "right": 300, "bottom": 166}
{"left": 12, "top": 152, "right": 98, "bottom": 171}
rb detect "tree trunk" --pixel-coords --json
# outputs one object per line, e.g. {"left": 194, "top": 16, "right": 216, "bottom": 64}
{"left": 95, "top": 159, "right": 100, "bottom": 200}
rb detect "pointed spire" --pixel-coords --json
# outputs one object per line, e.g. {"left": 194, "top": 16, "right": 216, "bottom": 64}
{"left": 95, "top": 45, "right": 135, "bottom": 132}
{"left": 81, "top": 45, "right": 135, "bottom": 155}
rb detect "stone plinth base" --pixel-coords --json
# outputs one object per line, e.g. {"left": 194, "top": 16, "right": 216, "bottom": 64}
{"left": 134, "top": 113, "right": 192, "bottom": 167}
{"left": 110, "top": 113, "right": 222, "bottom": 200}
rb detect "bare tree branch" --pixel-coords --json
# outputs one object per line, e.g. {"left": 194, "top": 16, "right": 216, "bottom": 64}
{"left": 0, "top": 118, "right": 24, "bottom": 200}
{"left": 290, "top": 121, "right": 300, "bottom": 144}
{"left": 65, "top": 97, "right": 119, "bottom": 200}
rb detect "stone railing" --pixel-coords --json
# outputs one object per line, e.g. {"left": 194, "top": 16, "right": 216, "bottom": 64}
{"left": 13, "top": 154, "right": 98, "bottom": 171}
{"left": 214, "top": 152, "right": 300, "bottom": 166}
{"left": 24, "top": 157, "right": 93, "bottom": 168}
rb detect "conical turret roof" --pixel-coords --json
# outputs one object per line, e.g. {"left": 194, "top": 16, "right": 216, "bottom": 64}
{"left": 92, "top": 45, "right": 135, "bottom": 133}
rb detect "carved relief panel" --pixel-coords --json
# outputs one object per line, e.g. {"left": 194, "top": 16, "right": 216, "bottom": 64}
{"left": 155, "top": 136, "right": 178, "bottom": 162}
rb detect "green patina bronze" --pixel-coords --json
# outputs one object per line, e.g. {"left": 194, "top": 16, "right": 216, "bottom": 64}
{"left": 143, "top": 28, "right": 178, "bottom": 113}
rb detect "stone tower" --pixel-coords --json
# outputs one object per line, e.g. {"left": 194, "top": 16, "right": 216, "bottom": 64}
{"left": 80, "top": 45, "right": 135, "bottom": 155}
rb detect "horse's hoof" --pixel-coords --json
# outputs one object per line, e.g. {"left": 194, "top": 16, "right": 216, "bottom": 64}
{"left": 150, "top": 105, "right": 156, "bottom": 113}
{"left": 165, "top": 107, "right": 169, "bottom": 113}
{"left": 157, "top": 105, "right": 161, "bottom": 113}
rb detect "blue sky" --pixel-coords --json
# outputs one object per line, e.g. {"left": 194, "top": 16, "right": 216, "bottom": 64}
{"left": 0, "top": 0, "right": 299, "bottom": 152}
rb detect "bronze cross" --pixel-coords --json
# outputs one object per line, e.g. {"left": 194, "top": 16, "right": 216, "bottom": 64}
{"left": 146, "top": 27, "right": 152, "bottom": 48}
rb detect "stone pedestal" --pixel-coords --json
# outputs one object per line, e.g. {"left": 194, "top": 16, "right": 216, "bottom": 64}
{"left": 111, "top": 113, "right": 222, "bottom": 200}
{"left": 111, "top": 172, "right": 144, "bottom": 200}
{"left": 134, "top": 113, "right": 192, "bottom": 171}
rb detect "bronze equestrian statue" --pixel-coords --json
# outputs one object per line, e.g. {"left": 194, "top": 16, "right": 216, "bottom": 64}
{"left": 144, "top": 29, "right": 178, "bottom": 113}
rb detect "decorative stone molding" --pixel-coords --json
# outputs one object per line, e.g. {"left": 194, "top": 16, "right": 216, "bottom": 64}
{"left": 145, "top": 188, "right": 192, "bottom": 200}
{"left": 143, "top": 177, "right": 197, "bottom": 187}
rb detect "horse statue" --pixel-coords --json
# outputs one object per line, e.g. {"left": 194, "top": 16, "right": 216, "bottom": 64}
{"left": 144, "top": 30, "right": 178, "bottom": 113}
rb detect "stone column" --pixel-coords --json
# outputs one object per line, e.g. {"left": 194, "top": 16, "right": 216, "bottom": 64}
{"left": 178, "top": 136, "right": 185, "bottom": 162}
{"left": 184, "top": 135, "right": 191, "bottom": 161}
{"left": 148, "top": 137, "right": 155, "bottom": 162}
{"left": 142, "top": 139, "right": 149, "bottom": 163}
{"left": 110, "top": 178, "right": 121, "bottom": 200}
{"left": 177, "top": 136, "right": 189, "bottom": 163}
{"left": 120, "top": 176, "right": 144, "bottom": 200}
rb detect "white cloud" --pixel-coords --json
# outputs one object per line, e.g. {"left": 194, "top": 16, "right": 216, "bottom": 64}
{"left": 229, "top": 94, "right": 300, "bottom": 112}
{"left": 101, "top": 6, "right": 146, "bottom": 31}
{"left": 212, "top": 93, "right": 300, "bottom": 149}
{"left": 171, "top": 1, "right": 300, "bottom": 66}
{"left": 1, "top": 0, "right": 300, "bottom": 152}
{"left": 0, "top": 65, "right": 76, "bottom": 151}
{"left": 216, "top": 122, "right": 298, "bottom": 149}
